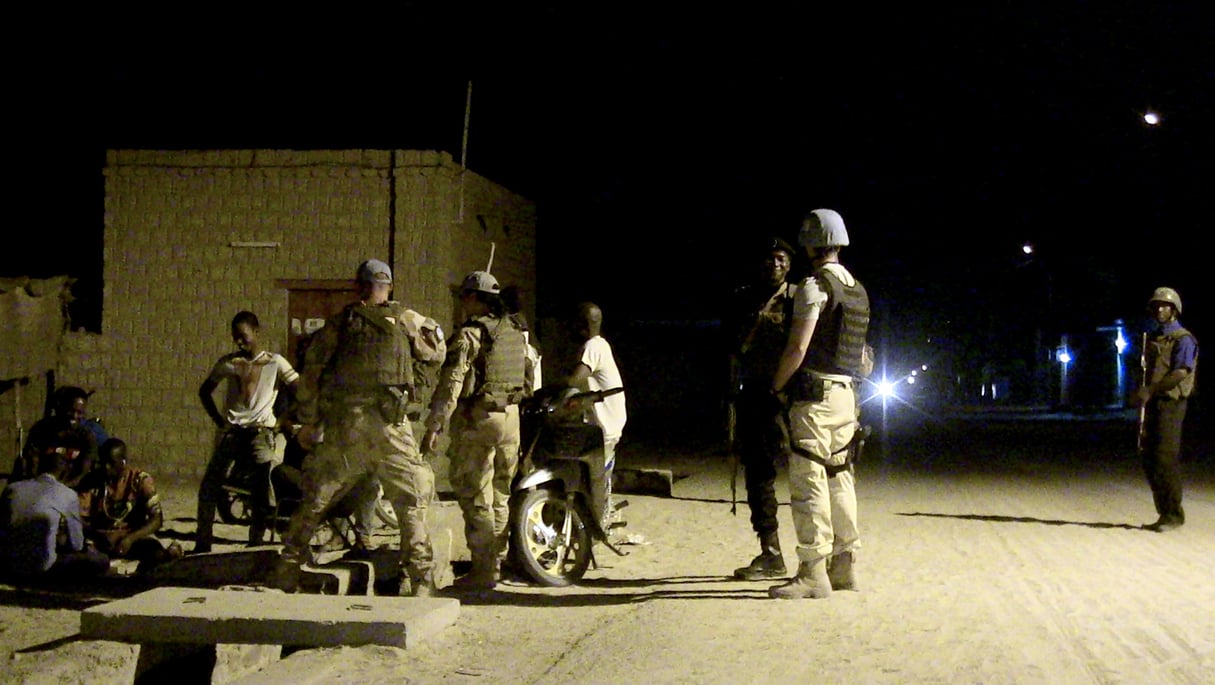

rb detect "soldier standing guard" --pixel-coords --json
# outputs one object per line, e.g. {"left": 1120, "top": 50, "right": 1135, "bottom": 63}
{"left": 768, "top": 209, "right": 870, "bottom": 600}
{"left": 727, "top": 237, "right": 797, "bottom": 580}
{"left": 1134, "top": 287, "right": 1198, "bottom": 533}
{"left": 268, "top": 258, "right": 447, "bottom": 596}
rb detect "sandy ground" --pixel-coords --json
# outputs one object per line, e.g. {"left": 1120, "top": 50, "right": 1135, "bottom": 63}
{"left": 2, "top": 413, "right": 1213, "bottom": 684}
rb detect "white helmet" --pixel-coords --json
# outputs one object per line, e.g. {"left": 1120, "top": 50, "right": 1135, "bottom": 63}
{"left": 798, "top": 208, "right": 849, "bottom": 248}
{"left": 1148, "top": 287, "right": 1182, "bottom": 315}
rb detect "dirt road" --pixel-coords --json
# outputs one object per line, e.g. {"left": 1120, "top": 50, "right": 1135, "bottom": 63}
{"left": 3, "top": 415, "right": 1213, "bottom": 684}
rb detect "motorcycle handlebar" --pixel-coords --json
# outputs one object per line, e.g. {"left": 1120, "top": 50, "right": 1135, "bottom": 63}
{"left": 569, "top": 387, "right": 624, "bottom": 403}
{"left": 529, "top": 386, "right": 624, "bottom": 417}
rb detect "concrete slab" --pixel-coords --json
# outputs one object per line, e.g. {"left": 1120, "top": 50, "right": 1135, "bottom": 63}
{"left": 81, "top": 585, "right": 461, "bottom": 649}
{"left": 612, "top": 467, "right": 674, "bottom": 497}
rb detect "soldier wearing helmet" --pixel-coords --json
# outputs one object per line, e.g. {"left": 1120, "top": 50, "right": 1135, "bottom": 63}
{"left": 423, "top": 269, "right": 530, "bottom": 592}
{"left": 1134, "top": 286, "right": 1198, "bottom": 532}
{"left": 725, "top": 236, "right": 798, "bottom": 581}
{"left": 269, "top": 258, "right": 448, "bottom": 596}
{"left": 767, "top": 208, "right": 870, "bottom": 600}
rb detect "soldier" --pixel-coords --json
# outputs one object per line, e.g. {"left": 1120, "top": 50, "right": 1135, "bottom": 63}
{"left": 726, "top": 237, "right": 797, "bottom": 580}
{"left": 267, "top": 259, "right": 447, "bottom": 596}
{"left": 1133, "top": 287, "right": 1198, "bottom": 532}
{"left": 423, "top": 271, "right": 530, "bottom": 592}
{"left": 768, "top": 209, "right": 870, "bottom": 600}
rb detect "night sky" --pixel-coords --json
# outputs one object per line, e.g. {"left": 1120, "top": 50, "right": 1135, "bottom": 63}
{"left": 11, "top": 5, "right": 1212, "bottom": 366}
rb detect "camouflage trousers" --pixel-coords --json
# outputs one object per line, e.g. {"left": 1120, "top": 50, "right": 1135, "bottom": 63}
{"left": 449, "top": 402, "right": 520, "bottom": 575}
{"left": 279, "top": 404, "right": 435, "bottom": 585}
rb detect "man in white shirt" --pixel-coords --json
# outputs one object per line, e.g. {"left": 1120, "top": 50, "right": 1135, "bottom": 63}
{"left": 565, "top": 302, "right": 627, "bottom": 516}
{"left": 195, "top": 310, "right": 299, "bottom": 552}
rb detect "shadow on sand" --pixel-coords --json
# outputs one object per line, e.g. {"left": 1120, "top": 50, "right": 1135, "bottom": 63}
{"left": 896, "top": 511, "right": 1144, "bottom": 530}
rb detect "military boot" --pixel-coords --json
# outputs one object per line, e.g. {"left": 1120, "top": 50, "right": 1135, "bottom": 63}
{"left": 768, "top": 559, "right": 833, "bottom": 600}
{"left": 827, "top": 550, "right": 858, "bottom": 591}
{"left": 453, "top": 554, "right": 499, "bottom": 592}
{"left": 733, "top": 531, "right": 786, "bottom": 580}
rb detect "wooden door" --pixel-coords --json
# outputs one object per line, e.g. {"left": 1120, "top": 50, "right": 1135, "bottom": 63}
{"left": 277, "top": 280, "right": 356, "bottom": 366}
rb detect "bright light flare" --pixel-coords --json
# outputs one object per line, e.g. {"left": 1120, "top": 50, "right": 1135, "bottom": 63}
{"left": 876, "top": 379, "right": 897, "bottom": 398}
{"left": 1143, "top": 111, "right": 1161, "bottom": 126}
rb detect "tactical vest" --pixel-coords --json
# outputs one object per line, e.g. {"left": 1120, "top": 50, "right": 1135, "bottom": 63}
{"left": 1147, "top": 327, "right": 1198, "bottom": 400}
{"left": 467, "top": 314, "right": 528, "bottom": 404}
{"left": 323, "top": 302, "right": 413, "bottom": 394}
{"left": 790, "top": 267, "right": 870, "bottom": 396}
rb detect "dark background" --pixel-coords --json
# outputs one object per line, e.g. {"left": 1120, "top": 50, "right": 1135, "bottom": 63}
{"left": 7, "top": 4, "right": 1211, "bottom": 416}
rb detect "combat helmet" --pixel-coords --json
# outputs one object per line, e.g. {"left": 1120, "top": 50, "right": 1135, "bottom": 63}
{"left": 461, "top": 270, "right": 501, "bottom": 295}
{"left": 798, "top": 208, "right": 850, "bottom": 248}
{"left": 1148, "top": 287, "right": 1183, "bottom": 315}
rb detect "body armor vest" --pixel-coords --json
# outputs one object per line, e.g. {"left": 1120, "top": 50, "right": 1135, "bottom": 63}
{"left": 1147, "top": 327, "right": 1198, "bottom": 400}
{"left": 323, "top": 302, "right": 413, "bottom": 394}
{"left": 468, "top": 314, "right": 528, "bottom": 404}
{"left": 790, "top": 267, "right": 870, "bottom": 396}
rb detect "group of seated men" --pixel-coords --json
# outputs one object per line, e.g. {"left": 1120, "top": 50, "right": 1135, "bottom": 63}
{"left": 0, "top": 386, "right": 181, "bottom": 583}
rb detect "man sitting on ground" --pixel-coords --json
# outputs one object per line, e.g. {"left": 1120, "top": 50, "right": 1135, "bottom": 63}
{"left": 0, "top": 449, "right": 111, "bottom": 581}
{"left": 78, "top": 438, "right": 183, "bottom": 573}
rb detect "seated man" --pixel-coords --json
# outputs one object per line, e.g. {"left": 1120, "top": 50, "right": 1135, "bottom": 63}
{"left": 13, "top": 385, "right": 100, "bottom": 489}
{"left": 78, "top": 438, "right": 182, "bottom": 572}
{"left": 0, "top": 449, "right": 111, "bottom": 581}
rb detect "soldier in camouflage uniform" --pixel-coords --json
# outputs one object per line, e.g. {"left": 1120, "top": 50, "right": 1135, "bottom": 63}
{"left": 423, "top": 270, "right": 530, "bottom": 592}
{"left": 268, "top": 259, "right": 447, "bottom": 596}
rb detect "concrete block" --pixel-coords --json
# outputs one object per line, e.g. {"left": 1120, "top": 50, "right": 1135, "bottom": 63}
{"left": 225, "top": 648, "right": 345, "bottom": 685}
{"left": 143, "top": 549, "right": 375, "bottom": 596}
{"left": 134, "top": 642, "right": 282, "bottom": 685}
{"left": 613, "top": 468, "right": 674, "bottom": 497}
{"left": 144, "top": 548, "right": 280, "bottom": 588}
{"left": 81, "top": 585, "right": 460, "bottom": 649}
{"left": 302, "top": 559, "right": 374, "bottom": 596}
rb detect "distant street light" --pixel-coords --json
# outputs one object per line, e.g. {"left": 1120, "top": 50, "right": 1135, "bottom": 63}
{"left": 1143, "top": 111, "right": 1162, "bottom": 126}
{"left": 1057, "top": 335, "right": 1072, "bottom": 407}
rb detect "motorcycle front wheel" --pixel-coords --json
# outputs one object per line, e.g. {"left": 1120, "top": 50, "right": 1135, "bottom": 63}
{"left": 510, "top": 487, "right": 592, "bottom": 587}
{"left": 218, "top": 484, "right": 254, "bottom": 525}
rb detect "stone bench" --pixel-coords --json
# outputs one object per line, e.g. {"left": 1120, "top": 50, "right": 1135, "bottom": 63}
{"left": 80, "top": 585, "right": 460, "bottom": 684}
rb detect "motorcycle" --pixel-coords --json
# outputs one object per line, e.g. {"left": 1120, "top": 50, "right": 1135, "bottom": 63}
{"left": 218, "top": 431, "right": 398, "bottom": 552}
{"left": 509, "top": 385, "right": 628, "bottom": 587}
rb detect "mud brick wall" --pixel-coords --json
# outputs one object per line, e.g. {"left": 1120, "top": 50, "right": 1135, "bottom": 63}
{"left": 49, "top": 149, "right": 535, "bottom": 479}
